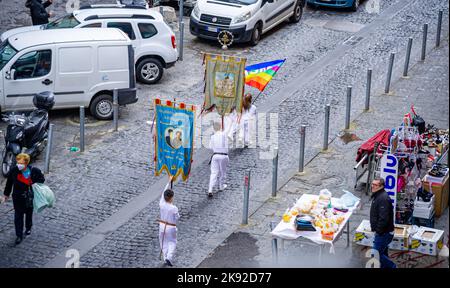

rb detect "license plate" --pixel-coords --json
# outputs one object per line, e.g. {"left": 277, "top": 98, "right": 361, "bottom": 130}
{"left": 206, "top": 26, "right": 218, "bottom": 33}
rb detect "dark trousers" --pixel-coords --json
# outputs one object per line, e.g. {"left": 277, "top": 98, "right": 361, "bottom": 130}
{"left": 14, "top": 206, "right": 33, "bottom": 238}
{"left": 374, "top": 232, "right": 396, "bottom": 268}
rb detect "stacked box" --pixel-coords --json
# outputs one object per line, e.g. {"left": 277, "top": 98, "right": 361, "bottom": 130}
{"left": 413, "top": 195, "right": 435, "bottom": 219}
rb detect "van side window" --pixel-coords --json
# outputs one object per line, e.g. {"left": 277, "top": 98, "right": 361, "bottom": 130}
{"left": 80, "top": 22, "right": 102, "bottom": 28}
{"left": 107, "top": 22, "right": 136, "bottom": 40}
{"left": 12, "top": 50, "right": 52, "bottom": 79}
{"left": 138, "top": 23, "right": 158, "bottom": 39}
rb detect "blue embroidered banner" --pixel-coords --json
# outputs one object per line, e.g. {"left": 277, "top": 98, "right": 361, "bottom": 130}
{"left": 155, "top": 99, "right": 195, "bottom": 181}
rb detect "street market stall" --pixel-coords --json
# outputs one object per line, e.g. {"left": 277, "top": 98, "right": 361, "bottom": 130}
{"left": 271, "top": 191, "right": 360, "bottom": 263}
{"left": 353, "top": 106, "right": 448, "bottom": 256}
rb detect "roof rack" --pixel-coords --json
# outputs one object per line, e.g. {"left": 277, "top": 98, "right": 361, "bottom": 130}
{"left": 83, "top": 14, "right": 155, "bottom": 21}
{"left": 79, "top": 4, "right": 147, "bottom": 10}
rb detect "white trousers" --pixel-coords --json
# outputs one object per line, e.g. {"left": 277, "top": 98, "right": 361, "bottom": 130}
{"left": 159, "top": 225, "right": 177, "bottom": 262}
{"left": 209, "top": 154, "right": 229, "bottom": 192}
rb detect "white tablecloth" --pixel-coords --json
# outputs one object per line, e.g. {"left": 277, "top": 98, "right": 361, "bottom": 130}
{"left": 270, "top": 194, "right": 360, "bottom": 253}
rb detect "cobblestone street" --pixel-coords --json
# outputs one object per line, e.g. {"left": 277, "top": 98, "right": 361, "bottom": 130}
{"left": 0, "top": 0, "right": 448, "bottom": 268}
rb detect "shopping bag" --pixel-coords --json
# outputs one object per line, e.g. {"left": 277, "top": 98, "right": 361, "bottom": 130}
{"left": 32, "top": 183, "right": 55, "bottom": 213}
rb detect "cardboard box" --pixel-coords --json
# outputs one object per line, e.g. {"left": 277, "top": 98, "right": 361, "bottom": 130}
{"left": 354, "top": 221, "right": 412, "bottom": 251}
{"left": 414, "top": 195, "right": 435, "bottom": 209}
{"left": 422, "top": 173, "right": 449, "bottom": 217}
{"left": 354, "top": 220, "right": 375, "bottom": 247}
{"left": 389, "top": 225, "right": 412, "bottom": 251}
{"left": 413, "top": 205, "right": 434, "bottom": 219}
{"left": 410, "top": 227, "right": 445, "bottom": 256}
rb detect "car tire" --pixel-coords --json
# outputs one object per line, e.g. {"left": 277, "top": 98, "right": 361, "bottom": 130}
{"left": 249, "top": 23, "right": 262, "bottom": 46}
{"left": 136, "top": 58, "right": 164, "bottom": 85}
{"left": 90, "top": 94, "right": 114, "bottom": 120}
{"left": 351, "top": 0, "right": 360, "bottom": 12}
{"left": 290, "top": 1, "right": 303, "bottom": 23}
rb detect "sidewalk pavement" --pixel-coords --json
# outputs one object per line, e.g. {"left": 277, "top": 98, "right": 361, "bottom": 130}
{"left": 198, "top": 38, "right": 449, "bottom": 268}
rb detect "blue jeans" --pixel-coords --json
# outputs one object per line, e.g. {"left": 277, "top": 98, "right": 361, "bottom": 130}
{"left": 374, "top": 232, "right": 396, "bottom": 268}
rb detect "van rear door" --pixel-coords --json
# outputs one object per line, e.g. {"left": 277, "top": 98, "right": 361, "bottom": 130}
{"left": 4, "top": 47, "right": 55, "bottom": 110}
{"left": 54, "top": 45, "right": 94, "bottom": 107}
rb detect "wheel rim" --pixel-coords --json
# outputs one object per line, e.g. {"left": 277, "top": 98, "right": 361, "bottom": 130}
{"left": 2, "top": 151, "right": 14, "bottom": 175}
{"left": 96, "top": 99, "right": 113, "bottom": 118}
{"left": 141, "top": 63, "right": 160, "bottom": 81}
{"left": 253, "top": 27, "right": 260, "bottom": 43}
{"left": 295, "top": 5, "right": 301, "bottom": 19}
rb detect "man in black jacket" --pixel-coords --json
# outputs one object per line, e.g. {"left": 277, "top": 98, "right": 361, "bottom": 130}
{"left": 370, "top": 177, "right": 396, "bottom": 268}
{"left": 3, "top": 153, "right": 45, "bottom": 245}
{"left": 27, "top": 0, "right": 53, "bottom": 25}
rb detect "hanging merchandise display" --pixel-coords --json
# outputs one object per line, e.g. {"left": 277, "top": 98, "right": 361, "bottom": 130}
{"left": 354, "top": 105, "right": 448, "bottom": 254}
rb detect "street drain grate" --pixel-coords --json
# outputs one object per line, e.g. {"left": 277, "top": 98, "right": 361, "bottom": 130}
{"left": 343, "top": 36, "right": 364, "bottom": 46}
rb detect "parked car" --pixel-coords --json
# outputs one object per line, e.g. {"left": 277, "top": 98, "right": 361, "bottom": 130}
{"left": 0, "top": 28, "right": 137, "bottom": 120}
{"left": 1, "top": 5, "right": 177, "bottom": 84}
{"left": 190, "top": 0, "right": 305, "bottom": 46}
{"left": 306, "top": 0, "right": 361, "bottom": 12}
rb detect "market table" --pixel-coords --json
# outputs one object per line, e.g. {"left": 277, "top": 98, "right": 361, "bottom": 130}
{"left": 270, "top": 193, "right": 360, "bottom": 264}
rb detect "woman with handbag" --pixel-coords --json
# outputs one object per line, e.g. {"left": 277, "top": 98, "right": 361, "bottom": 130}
{"left": 3, "top": 153, "right": 45, "bottom": 245}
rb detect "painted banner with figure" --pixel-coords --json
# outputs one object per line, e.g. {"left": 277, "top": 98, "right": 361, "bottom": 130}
{"left": 203, "top": 54, "right": 246, "bottom": 116}
{"left": 155, "top": 99, "right": 195, "bottom": 181}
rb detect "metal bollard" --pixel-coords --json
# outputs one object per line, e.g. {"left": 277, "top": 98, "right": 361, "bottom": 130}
{"left": 323, "top": 104, "right": 330, "bottom": 151}
{"left": 299, "top": 125, "right": 306, "bottom": 173}
{"left": 272, "top": 148, "right": 278, "bottom": 197}
{"left": 44, "top": 124, "right": 54, "bottom": 174}
{"left": 80, "top": 106, "right": 85, "bottom": 152}
{"left": 385, "top": 53, "right": 395, "bottom": 94}
{"left": 345, "top": 86, "right": 352, "bottom": 130}
{"left": 242, "top": 170, "right": 251, "bottom": 225}
{"left": 270, "top": 221, "right": 278, "bottom": 264}
{"left": 113, "top": 89, "right": 119, "bottom": 132}
{"left": 179, "top": 22, "right": 184, "bottom": 61}
{"left": 365, "top": 69, "right": 372, "bottom": 111}
{"left": 179, "top": 0, "right": 184, "bottom": 61}
{"left": 436, "top": 10, "right": 443, "bottom": 47}
{"left": 421, "top": 23, "right": 428, "bottom": 61}
{"left": 403, "top": 38, "right": 413, "bottom": 77}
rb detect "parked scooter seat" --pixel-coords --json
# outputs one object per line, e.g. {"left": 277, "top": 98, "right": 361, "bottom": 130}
{"left": 25, "top": 110, "right": 46, "bottom": 135}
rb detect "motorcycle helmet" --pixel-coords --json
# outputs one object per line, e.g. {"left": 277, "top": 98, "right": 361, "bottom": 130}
{"left": 33, "top": 91, "right": 55, "bottom": 110}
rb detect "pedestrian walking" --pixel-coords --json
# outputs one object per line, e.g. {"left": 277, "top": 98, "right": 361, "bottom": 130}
{"left": 239, "top": 93, "right": 257, "bottom": 148}
{"left": 208, "top": 121, "right": 229, "bottom": 197}
{"left": 3, "top": 153, "right": 45, "bottom": 245}
{"left": 26, "top": 0, "right": 53, "bottom": 26}
{"left": 370, "top": 177, "right": 396, "bottom": 268}
{"left": 158, "top": 176, "right": 179, "bottom": 267}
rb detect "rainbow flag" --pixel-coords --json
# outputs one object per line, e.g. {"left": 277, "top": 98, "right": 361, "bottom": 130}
{"left": 245, "top": 59, "right": 286, "bottom": 92}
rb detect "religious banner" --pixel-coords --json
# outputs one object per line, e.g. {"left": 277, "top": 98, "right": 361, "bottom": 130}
{"left": 154, "top": 99, "right": 195, "bottom": 181}
{"left": 203, "top": 54, "right": 246, "bottom": 116}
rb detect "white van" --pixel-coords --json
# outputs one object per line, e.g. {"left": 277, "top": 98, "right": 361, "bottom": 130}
{"left": 0, "top": 28, "right": 137, "bottom": 120}
{"left": 1, "top": 5, "right": 177, "bottom": 85}
{"left": 190, "top": 0, "right": 305, "bottom": 46}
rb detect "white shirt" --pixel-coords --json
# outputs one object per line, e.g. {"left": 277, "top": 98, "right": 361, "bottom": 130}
{"left": 242, "top": 105, "right": 257, "bottom": 122}
{"left": 159, "top": 182, "right": 179, "bottom": 225}
{"left": 209, "top": 130, "right": 229, "bottom": 154}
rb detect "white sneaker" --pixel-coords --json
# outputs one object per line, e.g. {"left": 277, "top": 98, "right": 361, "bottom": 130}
{"left": 219, "top": 184, "right": 227, "bottom": 191}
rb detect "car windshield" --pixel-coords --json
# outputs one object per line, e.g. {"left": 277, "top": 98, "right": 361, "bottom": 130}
{"left": 0, "top": 41, "right": 17, "bottom": 71}
{"left": 215, "top": 0, "right": 258, "bottom": 5}
{"left": 45, "top": 14, "right": 80, "bottom": 29}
